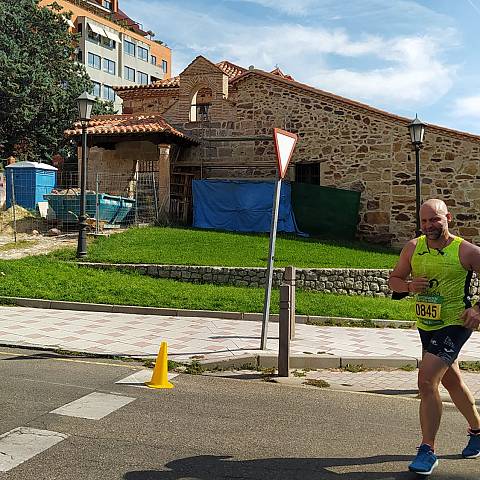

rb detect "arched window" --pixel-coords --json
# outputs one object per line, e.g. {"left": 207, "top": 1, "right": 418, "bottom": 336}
{"left": 190, "top": 87, "right": 213, "bottom": 122}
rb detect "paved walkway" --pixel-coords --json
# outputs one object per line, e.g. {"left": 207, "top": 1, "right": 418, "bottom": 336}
{"left": 2, "top": 305, "right": 480, "bottom": 397}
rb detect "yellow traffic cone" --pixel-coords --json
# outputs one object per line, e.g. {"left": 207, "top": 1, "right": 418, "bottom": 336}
{"left": 145, "top": 341, "right": 174, "bottom": 389}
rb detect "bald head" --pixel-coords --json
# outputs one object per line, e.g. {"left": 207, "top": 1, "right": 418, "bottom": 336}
{"left": 420, "top": 199, "right": 449, "bottom": 216}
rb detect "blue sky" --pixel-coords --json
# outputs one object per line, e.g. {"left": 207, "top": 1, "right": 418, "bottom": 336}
{"left": 122, "top": 0, "right": 480, "bottom": 135}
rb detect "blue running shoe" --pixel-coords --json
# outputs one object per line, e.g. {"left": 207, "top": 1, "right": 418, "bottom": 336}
{"left": 408, "top": 444, "right": 438, "bottom": 475}
{"left": 462, "top": 433, "right": 480, "bottom": 458}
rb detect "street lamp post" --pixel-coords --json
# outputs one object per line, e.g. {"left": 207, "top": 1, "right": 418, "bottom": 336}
{"left": 408, "top": 115, "right": 426, "bottom": 237}
{"left": 76, "top": 92, "right": 96, "bottom": 258}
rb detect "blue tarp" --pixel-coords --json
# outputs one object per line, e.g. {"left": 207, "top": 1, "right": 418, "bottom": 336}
{"left": 192, "top": 179, "right": 299, "bottom": 233}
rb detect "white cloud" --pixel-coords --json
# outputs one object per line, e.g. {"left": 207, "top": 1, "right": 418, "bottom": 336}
{"left": 306, "top": 34, "right": 456, "bottom": 107}
{"left": 452, "top": 96, "right": 480, "bottom": 118}
{"left": 198, "top": 24, "right": 456, "bottom": 108}
{"left": 121, "top": 0, "right": 458, "bottom": 109}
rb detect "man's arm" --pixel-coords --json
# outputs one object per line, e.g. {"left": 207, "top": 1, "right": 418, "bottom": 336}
{"left": 460, "top": 241, "right": 480, "bottom": 329}
{"left": 389, "top": 240, "right": 429, "bottom": 293}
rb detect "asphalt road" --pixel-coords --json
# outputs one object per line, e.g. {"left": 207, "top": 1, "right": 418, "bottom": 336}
{"left": 0, "top": 346, "right": 478, "bottom": 479}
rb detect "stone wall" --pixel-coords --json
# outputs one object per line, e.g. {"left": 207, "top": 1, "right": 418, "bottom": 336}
{"left": 84, "top": 141, "right": 158, "bottom": 194}
{"left": 80, "top": 141, "right": 169, "bottom": 217}
{"left": 172, "top": 71, "right": 480, "bottom": 247}
{"left": 80, "top": 263, "right": 480, "bottom": 298}
{"left": 122, "top": 90, "right": 179, "bottom": 116}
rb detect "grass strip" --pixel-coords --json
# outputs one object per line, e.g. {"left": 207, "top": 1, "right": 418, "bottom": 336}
{"left": 0, "top": 257, "right": 415, "bottom": 320}
{"left": 57, "top": 226, "right": 399, "bottom": 269}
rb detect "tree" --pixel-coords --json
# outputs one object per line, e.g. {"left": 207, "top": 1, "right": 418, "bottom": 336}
{"left": 92, "top": 98, "right": 118, "bottom": 116}
{"left": 0, "top": 0, "right": 91, "bottom": 164}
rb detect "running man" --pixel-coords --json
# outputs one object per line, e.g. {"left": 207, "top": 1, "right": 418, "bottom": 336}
{"left": 389, "top": 198, "right": 480, "bottom": 475}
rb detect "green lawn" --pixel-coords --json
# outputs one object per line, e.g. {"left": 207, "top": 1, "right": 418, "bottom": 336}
{"left": 0, "top": 257, "right": 415, "bottom": 321}
{"left": 64, "top": 227, "right": 399, "bottom": 268}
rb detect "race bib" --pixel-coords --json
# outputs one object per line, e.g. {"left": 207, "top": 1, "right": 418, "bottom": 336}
{"left": 416, "top": 294, "right": 443, "bottom": 323}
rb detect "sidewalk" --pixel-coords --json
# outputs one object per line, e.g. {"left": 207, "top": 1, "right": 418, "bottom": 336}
{"left": 2, "top": 304, "right": 480, "bottom": 397}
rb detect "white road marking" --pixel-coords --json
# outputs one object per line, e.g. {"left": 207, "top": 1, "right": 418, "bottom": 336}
{"left": 0, "top": 427, "right": 68, "bottom": 472}
{"left": 50, "top": 392, "right": 135, "bottom": 420}
{"left": 115, "top": 369, "right": 179, "bottom": 388}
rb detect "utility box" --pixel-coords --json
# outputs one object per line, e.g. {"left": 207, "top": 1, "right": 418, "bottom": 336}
{"left": 5, "top": 161, "right": 57, "bottom": 210}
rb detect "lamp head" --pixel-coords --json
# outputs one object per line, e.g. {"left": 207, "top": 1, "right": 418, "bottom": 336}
{"left": 76, "top": 91, "right": 96, "bottom": 122}
{"left": 408, "top": 114, "right": 426, "bottom": 146}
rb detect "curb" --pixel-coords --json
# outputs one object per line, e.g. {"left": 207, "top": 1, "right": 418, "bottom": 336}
{"left": 0, "top": 296, "right": 415, "bottom": 328}
{"left": 0, "top": 340, "right": 419, "bottom": 369}
{"left": 195, "top": 353, "right": 420, "bottom": 370}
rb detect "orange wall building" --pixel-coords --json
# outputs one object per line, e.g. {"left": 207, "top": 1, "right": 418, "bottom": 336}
{"left": 39, "top": 0, "right": 171, "bottom": 109}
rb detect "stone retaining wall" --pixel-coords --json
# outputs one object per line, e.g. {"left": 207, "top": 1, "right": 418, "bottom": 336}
{"left": 81, "top": 263, "right": 480, "bottom": 298}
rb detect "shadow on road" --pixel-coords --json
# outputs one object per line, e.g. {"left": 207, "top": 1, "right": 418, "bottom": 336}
{"left": 123, "top": 454, "right": 471, "bottom": 480}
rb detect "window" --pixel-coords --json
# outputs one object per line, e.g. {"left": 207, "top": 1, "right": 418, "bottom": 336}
{"left": 102, "top": 0, "right": 112, "bottom": 9}
{"left": 87, "top": 28, "right": 100, "bottom": 44}
{"left": 295, "top": 163, "right": 320, "bottom": 185}
{"left": 102, "top": 85, "right": 115, "bottom": 101}
{"left": 91, "top": 81, "right": 101, "bottom": 97}
{"left": 124, "top": 39, "right": 135, "bottom": 56}
{"left": 196, "top": 104, "right": 210, "bottom": 121}
{"left": 150, "top": 55, "right": 157, "bottom": 65}
{"left": 101, "top": 37, "right": 115, "bottom": 49}
{"left": 124, "top": 66, "right": 135, "bottom": 82}
{"left": 138, "top": 46, "right": 148, "bottom": 61}
{"left": 88, "top": 52, "right": 101, "bottom": 70}
{"left": 162, "top": 59, "right": 168, "bottom": 73}
{"left": 103, "top": 58, "right": 115, "bottom": 75}
{"left": 190, "top": 87, "right": 212, "bottom": 122}
{"left": 138, "top": 71, "right": 148, "bottom": 85}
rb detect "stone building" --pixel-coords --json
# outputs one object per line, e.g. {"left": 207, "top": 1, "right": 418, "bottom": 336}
{"left": 66, "top": 55, "right": 480, "bottom": 246}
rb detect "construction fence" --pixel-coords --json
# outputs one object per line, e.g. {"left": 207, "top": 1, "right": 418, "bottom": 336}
{"left": 0, "top": 169, "right": 192, "bottom": 242}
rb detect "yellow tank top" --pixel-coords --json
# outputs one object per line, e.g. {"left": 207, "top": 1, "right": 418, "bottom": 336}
{"left": 411, "top": 235, "right": 473, "bottom": 331}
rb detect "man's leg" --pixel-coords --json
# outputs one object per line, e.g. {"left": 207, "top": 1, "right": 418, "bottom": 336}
{"left": 408, "top": 352, "right": 446, "bottom": 473}
{"left": 441, "top": 361, "right": 480, "bottom": 429}
{"left": 418, "top": 352, "right": 450, "bottom": 448}
{"left": 442, "top": 361, "right": 480, "bottom": 458}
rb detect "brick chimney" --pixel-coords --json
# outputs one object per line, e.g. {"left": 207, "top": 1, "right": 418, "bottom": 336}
{"left": 112, "top": 0, "right": 119, "bottom": 12}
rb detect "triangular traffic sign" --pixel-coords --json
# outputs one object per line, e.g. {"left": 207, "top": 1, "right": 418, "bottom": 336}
{"left": 273, "top": 128, "right": 298, "bottom": 179}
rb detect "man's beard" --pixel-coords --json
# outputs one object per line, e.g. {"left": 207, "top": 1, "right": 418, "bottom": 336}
{"left": 424, "top": 227, "right": 443, "bottom": 240}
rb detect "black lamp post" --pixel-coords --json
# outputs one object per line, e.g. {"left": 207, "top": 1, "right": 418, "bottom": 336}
{"left": 76, "top": 91, "right": 95, "bottom": 258}
{"left": 408, "top": 114, "right": 426, "bottom": 237}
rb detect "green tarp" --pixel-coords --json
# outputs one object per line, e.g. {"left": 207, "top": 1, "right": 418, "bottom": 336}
{"left": 291, "top": 183, "right": 360, "bottom": 239}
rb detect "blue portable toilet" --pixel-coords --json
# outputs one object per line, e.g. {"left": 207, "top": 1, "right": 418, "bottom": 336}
{"left": 5, "top": 161, "right": 57, "bottom": 210}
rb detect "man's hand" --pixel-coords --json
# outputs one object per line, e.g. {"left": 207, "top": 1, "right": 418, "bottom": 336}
{"left": 461, "top": 306, "right": 480, "bottom": 330}
{"left": 409, "top": 277, "right": 429, "bottom": 293}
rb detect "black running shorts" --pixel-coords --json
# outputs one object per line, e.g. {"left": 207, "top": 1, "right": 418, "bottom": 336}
{"left": 418, "top": 325, "right": 472, "bottom": 366}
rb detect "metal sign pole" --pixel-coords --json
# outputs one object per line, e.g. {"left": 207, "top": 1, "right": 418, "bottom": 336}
{"left": 260, "top": 175, "right": 282, "bottom": 350}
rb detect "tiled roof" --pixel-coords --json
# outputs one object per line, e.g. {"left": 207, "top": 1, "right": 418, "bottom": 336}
{"left": 230, "top": 69, "right": 480, "bottom": 142}
{"left": 217, "top": 60, "right": 247, "bottom": 80}
{"left": 115, "top": 59, "right": 248, "bottom": 93}
{"left": 113, "top": 76, "right": 179, "bottom": 92}
{"left": 64, "top": 114, "right": 197, "bottom": 142}
{"left": 270, "top": 67, "right": 294, "bottom": 81}
{"left": 110, "top": 57, "right": 480, "bottom": 141}
{"left": 113, "top": 8, "right": 147, "bottom": 36}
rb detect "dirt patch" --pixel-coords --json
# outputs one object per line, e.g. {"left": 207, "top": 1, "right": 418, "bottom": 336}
{"left": 0, "top": 234, "right": 77, "bottom": 259}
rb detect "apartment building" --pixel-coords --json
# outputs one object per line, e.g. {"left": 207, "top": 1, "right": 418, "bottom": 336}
{"left": 39, "top": 0, "right": 171, "bottom": 109}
